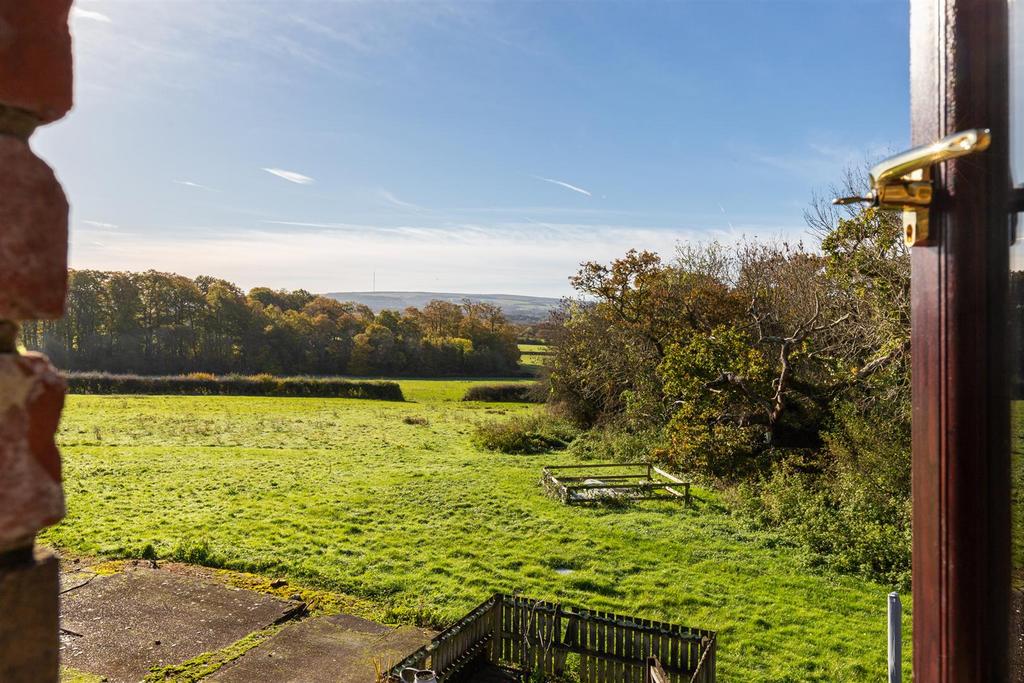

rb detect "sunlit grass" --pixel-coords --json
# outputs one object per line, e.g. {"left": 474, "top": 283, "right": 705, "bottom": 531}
{"left": 518, "top": 343, "right": 552, "bottom": 370}
{"left": 46, "top": 381, "right": 909, "bottom": 681}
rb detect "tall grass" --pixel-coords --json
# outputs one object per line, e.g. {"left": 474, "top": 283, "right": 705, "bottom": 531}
{"left": 473, "top": 413, "right": 579, "bottom": 454}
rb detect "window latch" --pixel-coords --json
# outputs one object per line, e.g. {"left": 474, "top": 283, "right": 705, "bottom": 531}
{"left": 833, "top": 128, "right": 991, "bottom": 246}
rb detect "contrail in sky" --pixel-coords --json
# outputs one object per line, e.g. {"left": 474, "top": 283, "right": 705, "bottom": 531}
{"left": 533, "top": 175, "right": 592, "bottom": 197}
{"left": 175, "top": 180, "right": 218, "bottom": 191}
{"left": 263, "top": 168, "right": 315, "bottom": 185}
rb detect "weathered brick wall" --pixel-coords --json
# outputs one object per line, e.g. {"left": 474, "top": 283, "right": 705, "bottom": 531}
{"left": 0, "top": 2, "right": 73, "bottom": 681}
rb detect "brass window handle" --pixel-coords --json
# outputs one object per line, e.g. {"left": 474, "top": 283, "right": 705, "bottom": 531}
{"left": 833, "top": 128, "right": 991, "bottom": 246}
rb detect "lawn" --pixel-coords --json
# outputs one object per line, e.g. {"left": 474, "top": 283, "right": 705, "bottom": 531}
{"left": 45, "top": 380, "right": 909, "bottom": 681}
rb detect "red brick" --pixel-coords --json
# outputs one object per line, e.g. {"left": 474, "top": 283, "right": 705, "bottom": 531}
{"left": 0, "top": 352, "right": 65, "bottom": 554}
{"left": 0, "top": 136, "right": 68, "bottom": 320}
{"left": 0, "top": 548, "right": 59, "bottom": 683}
{"left": 0, "top": 0, "right": 73, "bottom": 124}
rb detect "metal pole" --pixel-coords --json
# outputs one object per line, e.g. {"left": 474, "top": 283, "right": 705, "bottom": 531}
{"left": 888, "top": 592, "right": 902, "bottom": 683}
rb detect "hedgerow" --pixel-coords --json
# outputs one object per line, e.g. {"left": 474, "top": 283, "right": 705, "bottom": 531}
{"left": 64, "top": 372, "right": 404, "bottom": 401}
{"left": 461, "top": 382, "right": 545, "bottom": 403}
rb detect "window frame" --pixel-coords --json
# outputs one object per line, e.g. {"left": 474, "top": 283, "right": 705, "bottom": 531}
{"left": 909, "top": 1, "right": 1011, "bottom": 680}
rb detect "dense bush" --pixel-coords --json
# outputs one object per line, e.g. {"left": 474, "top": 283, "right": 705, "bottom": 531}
{"left": 64, "top": 372, "right": 405, "bottom": 401}
{"left": 727, "top": 399, "right": 911, "bottom": 587}
{"left": 735, "top": 471, "right": 911, "bottom": 588}
{"left": 462, "top": 383, "right": 546, "bottom": 403}
{"left": 660, "top": 326, "right": 778, "bottom": 479}
{"left": 565, "top": 426, "right": 667, "bottom": 463}
{"left": 473, "top": 413, "right": 579, "bottom": 454}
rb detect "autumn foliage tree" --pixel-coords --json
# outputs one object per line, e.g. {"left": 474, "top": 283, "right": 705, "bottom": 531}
{"left": 548, "top": 203, "right": 913, "bottom": 584}
{"left": 549, "top": 248, "right": 743, "bottom": 426}
{"left": 21, "top": 270, "right": 522, "bottom": 377}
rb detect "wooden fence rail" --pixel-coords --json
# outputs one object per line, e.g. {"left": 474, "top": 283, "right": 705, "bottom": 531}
{"left": 388, "top": 594, "right": 716, "bottom": 683}
{"left": 541, "top": 463, "right": 692, "bottom": 506}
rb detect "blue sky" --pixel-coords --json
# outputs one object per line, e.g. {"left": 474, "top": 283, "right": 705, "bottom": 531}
{"left": 38, "top": 0, "right": 909, "bottom": 297}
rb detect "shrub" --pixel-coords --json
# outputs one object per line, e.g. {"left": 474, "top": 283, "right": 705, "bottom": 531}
{"left": 474, "top": 413, "right": 580, "bottom": 454}
{"left": 737, "top": 464, "right": 911, "bottom": 588}
{"left": 462, "top": 383, "right": 546, "bottom": 403}
{"left": 566, "top": 426, "right": 667, "bottom": 463}
{"left": 64, "top": 372, "right": 405, "bottom": 401}
{"left": 733, "top": 401, "right": 912, "bottom": 588}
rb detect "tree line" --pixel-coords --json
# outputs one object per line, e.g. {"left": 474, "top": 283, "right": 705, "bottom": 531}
{"left": 546, "top": 196, "right": 912, "bottom": 586}
{"left": 20, "top": 271, "right": 522, "bottom": 377}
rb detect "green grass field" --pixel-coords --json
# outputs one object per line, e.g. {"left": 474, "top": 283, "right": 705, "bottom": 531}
{"left": 45, "top": 380, "right": 909, "bottom": 681}
{"left": 518, "top": 343, "right": 552, "bottom": 370}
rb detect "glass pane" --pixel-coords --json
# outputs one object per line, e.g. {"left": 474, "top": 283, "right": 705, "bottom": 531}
{"left": 1013, "top": 215, "right": 1024, "bottom": 675}
{"left": 1013, "top": 0, "right": 1024, "bottom": 185}
{"left": 1014, "top": 2, "right": 1024, "bottom": 676}
{"left": 1012, "top": 4, "right": 1024, "bottom": 677}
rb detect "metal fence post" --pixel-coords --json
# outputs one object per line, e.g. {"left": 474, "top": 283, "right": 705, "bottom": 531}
{"left": 888, "top": 592, "right": 902, "bottom": 683}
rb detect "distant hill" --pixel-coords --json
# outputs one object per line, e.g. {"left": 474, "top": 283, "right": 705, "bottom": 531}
{"left": 324, "top": 291, "right": 560, "bottom": 322}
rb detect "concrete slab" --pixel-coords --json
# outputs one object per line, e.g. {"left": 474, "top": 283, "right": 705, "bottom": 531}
{"left": 60, "top": 566, "right": 302, "bottom": 683}
{"left": 208, "top": 613, "right": 433, "bottom": 683}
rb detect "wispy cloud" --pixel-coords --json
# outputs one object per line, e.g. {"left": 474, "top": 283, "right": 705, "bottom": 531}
{"left": 70, "top": 221, "right": 688, "bottom": 296}
{"left": 262, "top": 168, "right": 315, "bottom": 185}
{"left": 260, "top": 220, "right": 460, "bottom": 239}
{"left": 533, "top": 175, "right": 592, "bottom": 197}
{"left": 288, "top": 14, "right": 374, "bottom": 53}
{"left": 72, "top": 7, "right": 112, "bottom": 23}
{"left": 261, "top": 220, "right": 367, "bottom": 231}
{"left": 174, "top": 179, "right": 218, "bottom": 192}
{"left": 262, "top": 167, "right": 313, "bottom": 184}
{"left": 749, "top": 137, "right": 893, "bottom": 179}
{"left": 378, "top": 189, "right": 427, "bottom": 212}
{"left": 82, "top": 220, "right": 119, "bottom": 229}
{"left": 718, "top": 203, "right": 735, "bottom": 231}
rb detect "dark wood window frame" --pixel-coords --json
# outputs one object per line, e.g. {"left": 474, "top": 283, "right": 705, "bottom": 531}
{"left": 909, "top": 1, "right": 1011, "bottom": 680}
{"left": 1012, "top": 188, "right": 1024, "bottom": 213}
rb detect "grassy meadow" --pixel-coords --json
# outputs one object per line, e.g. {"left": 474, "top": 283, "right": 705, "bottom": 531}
{"left": 518, "top": 343, "right": 552, "bottom": 371}
{"left": 46, "top": 379, "right": 909, "bottom": 681}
